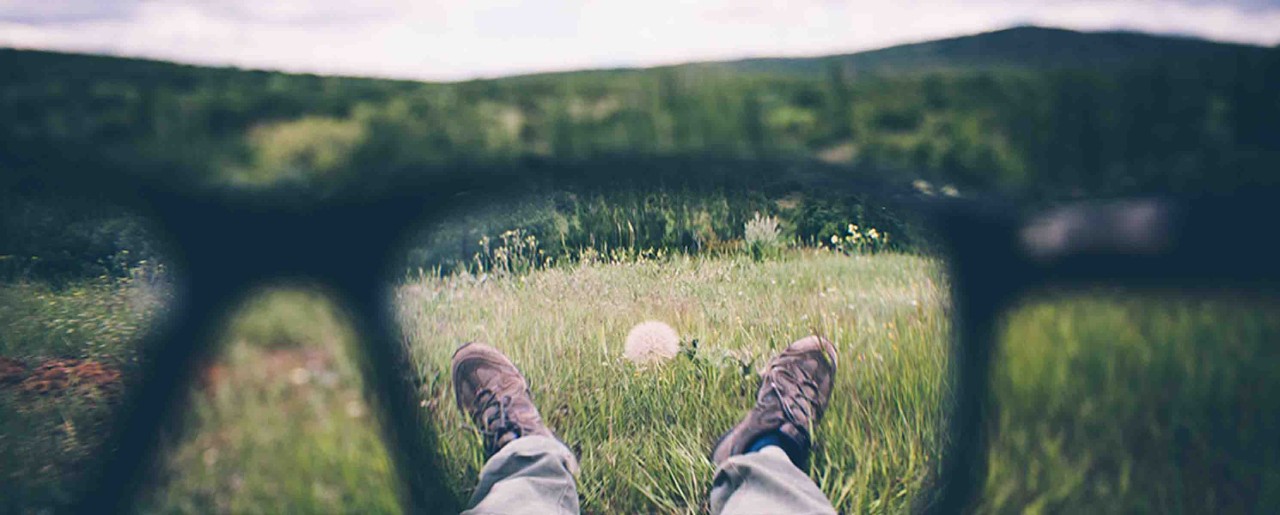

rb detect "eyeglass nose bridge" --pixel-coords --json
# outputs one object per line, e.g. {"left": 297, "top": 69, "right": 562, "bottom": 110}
{"left": 151, "top": 199, "right": 430, "bottom": 279}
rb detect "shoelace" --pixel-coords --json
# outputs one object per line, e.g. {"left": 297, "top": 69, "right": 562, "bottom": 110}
{"left": 766, "top": 358, "right": 821, "bottom": 431}
{"left": 475, "top": 388, "right": 518, "bottom": 442}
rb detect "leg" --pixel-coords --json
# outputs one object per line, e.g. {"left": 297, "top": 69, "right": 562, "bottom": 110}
{"left": 709, "top": 446, "right": 834, "bottom": 515}
{"left": 709, "top": 335, "right": 839, "bottom": 514}
{"left": 464, "top": 435, "right": 579, "bottom": 515}
{"left": 452, "top": 342, "right": 580, "bottom": 515}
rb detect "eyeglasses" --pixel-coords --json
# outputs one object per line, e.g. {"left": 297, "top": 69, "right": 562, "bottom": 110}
{"left": 12, "top": 159, "right": 1279, "bottom": 513}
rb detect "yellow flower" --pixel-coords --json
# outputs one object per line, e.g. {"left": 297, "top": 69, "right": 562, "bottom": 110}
{"left": 830, "top": 234, "right": 840, "bottom": 244}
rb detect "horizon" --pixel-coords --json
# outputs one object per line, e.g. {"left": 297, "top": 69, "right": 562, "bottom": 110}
{"left": 2, "top": 24, "right": 1271, "bottom": 84}
{"left": 3, "top": 0, "right": 1280, "bottom": 82}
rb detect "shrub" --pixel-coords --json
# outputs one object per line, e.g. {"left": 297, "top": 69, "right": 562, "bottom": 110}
{"left": 473, "top": 229, "right": 542, "bottom": 276}
{"left": 743, "top": 212, "right": 783, "bottom": 261}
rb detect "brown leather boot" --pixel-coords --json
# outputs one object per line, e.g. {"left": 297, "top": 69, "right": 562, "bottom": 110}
{"left": 711, "top": 335, "right": 838, "bottom": 469}
{"left": 452, "top": 342, "right": 555, "bottom": 456}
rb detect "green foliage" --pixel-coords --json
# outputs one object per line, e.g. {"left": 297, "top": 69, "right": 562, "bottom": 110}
{"left": 0, "top": 195, "right": 165, "bottom": 284}
{"left": 220, "top": 288, "right": 351, "bottom": 350}
{"left": 826, "top": 223, "right": 893, "bottom": 254}
{"left": 404, "top": 187, "right": 922, "bottom": 275}
{"left": 0, "top": 379, "right": 125, "bottom": 511}
{"left": 743, "top": 212, "right": 784, "bottom": 261}
{"left": 0, "top": 264, "right": 168, "bottom": 360}
{"left": 235, "top": 115, "right": 367, "bottom": 186}
{"left": 473, "top": 228, "right": 545, "bottom": 276}
{"left": 0, "top": 268, "right": 169, "bottom": 511}
{"left": 4, "top": 27, "right": 1278, "bottom": 197}
{"left": 986, "top": 292, "right": 1280, "bottom": 513}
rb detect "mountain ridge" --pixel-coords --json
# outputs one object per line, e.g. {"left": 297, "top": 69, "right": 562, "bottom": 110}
{"left": 3, "top": 25, "right": 1272, "bottom": 84}
{"left": 702, "top": 25, "right": 1271, "bottom": 76}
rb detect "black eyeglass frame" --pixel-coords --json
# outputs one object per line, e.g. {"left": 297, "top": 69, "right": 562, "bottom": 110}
{"left": 26, "top": 159, "right": 1274, "bottom": 514}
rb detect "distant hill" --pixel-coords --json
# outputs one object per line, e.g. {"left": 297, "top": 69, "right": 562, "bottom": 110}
{"left": 694, "top": 26, "right": 1270, "bottom": 77}
{"left": 2, "top": 25, "right": 1276, "bottom": 201}
{"left": 3, "top": 25, "right": 1268, "bottom": 84}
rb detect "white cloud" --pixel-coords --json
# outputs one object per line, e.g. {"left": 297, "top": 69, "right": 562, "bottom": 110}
{"left": 1, "top": 0, "right": 1278, "bottom": 81}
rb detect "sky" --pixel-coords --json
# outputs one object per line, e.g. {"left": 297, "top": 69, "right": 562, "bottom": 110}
{"left": 2, "top": 0, "right": 1279, "bottom": 82}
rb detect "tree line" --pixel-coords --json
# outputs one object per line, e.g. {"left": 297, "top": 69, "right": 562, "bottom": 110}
{"left": 2, "top": 40, "right": 1277, "bottom": 280}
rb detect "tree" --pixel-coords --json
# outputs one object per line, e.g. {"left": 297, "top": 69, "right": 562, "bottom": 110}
{"left": 823, "top": 60, "right": 854, "bottom": 141}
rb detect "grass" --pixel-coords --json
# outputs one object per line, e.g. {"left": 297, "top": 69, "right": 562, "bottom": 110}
{"left": 0, "top": 275, "right": 165, "bottom": 511}
{"left": 0, "top": 274, "right": 164, "bottom": 360}
{"left": 397, "top": 250, "right": 952, "bottom": 513}
{"left": 0, "top": 281, "right": 404, "bottom": 513}
{"left": 983, "top": 291, "right": 1280, "bottom": 514}
{"left": 4, "top": 251, "right": 1279, "bottom": 513}
{"left": 141, "top": 287, "right": 402, "bottom": 513}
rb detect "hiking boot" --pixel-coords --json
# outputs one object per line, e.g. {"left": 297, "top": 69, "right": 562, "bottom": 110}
{"left": 452, "top": 342, "right": 554, "bottom": 456}
{"left": 711, "top": 335, "right": 838, "bottom": 469}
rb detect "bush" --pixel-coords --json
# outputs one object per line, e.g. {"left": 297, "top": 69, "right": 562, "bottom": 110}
{"left": 743, "top": 212, "right": 783, "bottom": 261}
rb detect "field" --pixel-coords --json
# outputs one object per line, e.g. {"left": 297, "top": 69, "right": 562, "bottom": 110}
{"left": 3, "top": 250, "right": 1279, "bottom": 513}
{"left": 141, "top": 289, "right": 402, "bottom": 513}
{"left": 985, "top": 291, "right": 1280, "bottom": 513}
{"left": 0, "top": 272, "right": 165, "bottom": 511}
{"left": 398, "top": 251, "right": 951, "bottom": 513}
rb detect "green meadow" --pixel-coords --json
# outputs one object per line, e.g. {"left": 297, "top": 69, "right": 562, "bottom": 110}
{"left": 398, "top": 251, "right": 951, "bottom": 513}
{"left": 2, "top": 250, "right": 1278, "bottom": 513}
{"left": 984, "top": 291, "right": 1280, "bottom": 513}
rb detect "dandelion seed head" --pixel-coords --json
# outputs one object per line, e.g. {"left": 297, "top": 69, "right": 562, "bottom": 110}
{"left": 623, "top": 320, "right": 680, "bottom": 365}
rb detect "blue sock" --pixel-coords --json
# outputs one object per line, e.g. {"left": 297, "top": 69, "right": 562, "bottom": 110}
{"left": 746, "top": 432, "right": 810, "bottom": 469}
{"left": 747, "top": 432, "right": 786, "bottom": 453}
